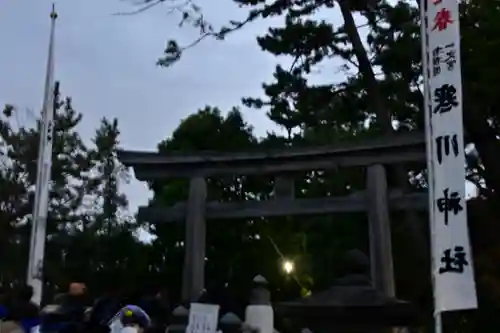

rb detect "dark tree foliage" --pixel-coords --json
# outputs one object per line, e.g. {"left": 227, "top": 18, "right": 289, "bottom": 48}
{"left": 0, "top": 86, "right": 146, "bottom": 301}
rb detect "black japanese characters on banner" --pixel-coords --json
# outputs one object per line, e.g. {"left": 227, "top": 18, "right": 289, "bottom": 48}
{"left": 436, "top": 188, "right": 464, "bottom": 226}
{"left": 435, "top": 134, "right": 459, "bottom": 164}
{"left": 439, "top": 246, "right": 468, "bottom": 274}
{"left": 433, "top": 84, "right": 459, "bottom": 114}
{"left": 432, "top": 43, "right": 457, "bottom": 76}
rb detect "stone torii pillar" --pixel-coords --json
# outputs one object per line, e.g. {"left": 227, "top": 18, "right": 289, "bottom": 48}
{"left": 181, "top": 177, "right": 207, "bottom": 301}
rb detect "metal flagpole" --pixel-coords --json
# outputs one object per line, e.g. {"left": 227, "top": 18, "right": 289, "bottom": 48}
{"left": 27, "top": 4, "right": 58, "bottom": 306}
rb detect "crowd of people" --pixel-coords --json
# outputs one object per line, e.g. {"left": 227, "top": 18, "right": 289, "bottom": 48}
{"left": 0, "top": 282, "right": 170, "bottom": 333}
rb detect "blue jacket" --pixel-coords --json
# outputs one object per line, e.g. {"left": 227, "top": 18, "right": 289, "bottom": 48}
{"left": 21, "top": 317, "right": 41, "bottom": 333}
{"left": 0, "top": 304, "right": 8, "bottom": 319}
{"left": 0, "top": 305, "right": 40, "bottom": 333}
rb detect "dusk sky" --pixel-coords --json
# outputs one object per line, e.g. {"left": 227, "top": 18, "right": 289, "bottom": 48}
{"left": 0, "top": 0, "right": 293, "bottom": 212}
{"left": 0, "top": 0, "right": 348, "bottom": 215}
{"left": 3, "top": 0, "right": 443, "bottom": 219}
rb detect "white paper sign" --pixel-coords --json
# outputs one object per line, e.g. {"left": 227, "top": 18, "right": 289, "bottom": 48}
{"left": 187, "top": 303, "right": 220, "bottom": 333}
{"left": 422, "top": 0, "right": 477, "bottom": 313}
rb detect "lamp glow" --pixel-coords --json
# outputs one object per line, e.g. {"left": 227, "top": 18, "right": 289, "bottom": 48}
{"left": 282, "top": 260, "right": 294, "bottom": 274}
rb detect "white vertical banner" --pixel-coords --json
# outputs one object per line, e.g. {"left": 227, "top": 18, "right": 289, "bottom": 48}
{"left": 423, "top": 0, "right": 478, "bottom": 313}
{"left": 27, "top": 5, "right": 58, "bottom": 306}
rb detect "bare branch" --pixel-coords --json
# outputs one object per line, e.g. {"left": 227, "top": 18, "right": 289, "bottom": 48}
{"left": 157, "top": 13, "right": 256, "bottom": 67}
{"left": 113, "top": 0, "right": 192, "bottom": 16}
{"left": 114, "top": 0, "right": 164, "bottom": 16}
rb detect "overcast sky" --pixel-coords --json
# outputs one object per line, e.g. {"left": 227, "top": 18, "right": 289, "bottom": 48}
{"left": 0, "top": 0, "right": 476, "bottom": 234}
{"left": 0, "top": 0, "right": 302, "bottom": 212}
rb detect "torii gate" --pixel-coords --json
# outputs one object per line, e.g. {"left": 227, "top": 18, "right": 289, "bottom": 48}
{"left": 118, "top": 131, "right": 427, "bottom": 301}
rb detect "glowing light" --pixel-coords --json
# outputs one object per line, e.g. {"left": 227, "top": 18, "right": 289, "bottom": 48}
{"left": 282, "top": 260, "right": 294, "bottom": 274}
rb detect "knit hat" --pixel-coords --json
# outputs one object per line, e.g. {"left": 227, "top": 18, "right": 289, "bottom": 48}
{"left": 118, "top": 305, "right": 151, "bottom": 329}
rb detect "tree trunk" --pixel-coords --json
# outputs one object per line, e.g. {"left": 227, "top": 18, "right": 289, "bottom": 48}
{"left": 337, "top": 0, "right": 429, "bottom": 303}
{"left": 338, "top": 0, "right": 392, "bottom": 132}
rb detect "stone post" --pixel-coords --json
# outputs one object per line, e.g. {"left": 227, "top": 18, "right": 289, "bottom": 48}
{"left": 166, "top": 305, "right": 189, "bottom": 333}
{"left": 220, "top": 312, "right": 242, "bottom": 333}
{"left": 245, "top": 275, "right": 273, "bottom": 333}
